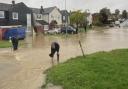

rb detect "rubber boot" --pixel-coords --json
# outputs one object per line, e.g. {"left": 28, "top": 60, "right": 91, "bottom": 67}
{"left": 57, "top": 54, "right": 59, "bottom": 63}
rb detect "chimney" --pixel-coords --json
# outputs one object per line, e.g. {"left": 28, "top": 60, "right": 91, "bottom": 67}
{"left": 12, "top": 0, "right": 15, "bottom": 5}
{"left": 40, "top": 6, "right": 44, "bottom": 14}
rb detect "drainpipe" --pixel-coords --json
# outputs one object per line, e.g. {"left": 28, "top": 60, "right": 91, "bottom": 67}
{"left": 65, "top": 0, "right": 68, "bottom": 35}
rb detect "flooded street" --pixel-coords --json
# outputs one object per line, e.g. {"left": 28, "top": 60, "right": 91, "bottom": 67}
{"left": 1, "top": 27, "right": 128, "bottom": 89}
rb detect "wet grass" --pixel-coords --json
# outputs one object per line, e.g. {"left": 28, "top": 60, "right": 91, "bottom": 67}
{"left": 0, "top": 41, "right": 12, "bottom": 48}
{"left": 0, "top": 40, "right": 25, "bottom": 48}
{"left": 45, "top": 49, "right": 128, "bottom": 89}
{"left": 78, "top": 27, "right": 91, "bottom": 32}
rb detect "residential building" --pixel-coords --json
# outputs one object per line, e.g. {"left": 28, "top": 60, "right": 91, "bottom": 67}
{"left": 86, "top": 13, "right": 92, "bottom": 26}
{"left": 0, "top": 1, "right": 33, "bottom": 26}
{"left": 60, "top": 10, "right": 70, "bottom": 25}
{"left": 0, "top": 3, "right": 11, "bottom": 26}
{"left": 32, "top": 6, "right": 62, "bottom": 26}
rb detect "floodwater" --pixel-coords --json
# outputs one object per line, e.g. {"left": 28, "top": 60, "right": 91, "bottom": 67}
{"left": 1, "top": 27, "right": 128, "bottom": 89}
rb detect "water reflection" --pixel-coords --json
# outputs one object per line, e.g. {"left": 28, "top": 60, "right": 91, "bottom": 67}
{"left": 1, "top": 27, "right": 128, "bottom": 89}
{"left": 24, "top": 27, "right": 128, "bottom": 56}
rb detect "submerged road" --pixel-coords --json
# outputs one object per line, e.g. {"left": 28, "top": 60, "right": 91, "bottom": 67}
{"left": 0, "top": 27, "right": 128, "bottom": 89}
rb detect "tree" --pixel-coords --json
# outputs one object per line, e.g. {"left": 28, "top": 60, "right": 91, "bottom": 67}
{"left": 115, "top": 9, "right": 120, "bottom": 15}
{"left": 99, "top": 8, "right": 111, "bottom": 24}
{"left": 92, "top": 13, "right": 103, "bottom": 26}
{"left": 115, "top": 9, "right": 120, "bottom": 20}
{"left": 49, "top": 20, "right": 57, "bottom": 30}
{"left": 122, "top": 10, "right": 128, "bottom": 19}
{"left": 70, "top": 10, "right": 85, "bottom": 28}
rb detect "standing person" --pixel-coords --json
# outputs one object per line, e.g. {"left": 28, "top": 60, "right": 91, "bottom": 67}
{"left": 84, "top": 23, "right": 87, "bottom": 32}
{"left": 10, "top": 36, "right": 19, "bottom": 51}
{"left": 49, "top": 42, "right": 60, "bottom": 64}
{"left": 76, "top": 25, "right": 78, "bottom": 34}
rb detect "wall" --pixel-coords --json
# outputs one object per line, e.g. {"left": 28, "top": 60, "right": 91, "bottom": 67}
{"left": 49, "top": 8, "right": 62, "bottom": 25}
{"left": 0, "top": 11, "right": 9, "bottom": 26}
{"left": 9, "top": 3, "right": 32, "bottom": 26}
{"left": 62, "top": 14, "right": 70, "bottom": 25}
{"left": 42, "top": 14, "right": 49, "bottom": 23}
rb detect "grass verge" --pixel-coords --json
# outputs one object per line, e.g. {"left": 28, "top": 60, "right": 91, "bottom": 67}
{"left": 45, "top": 49, "right": 128, "bottom": 89}
{"left": 0, "top": 41, "right": 12, "bottom": 48}
{"left": 0, "top": 40, "right": 25, "bottom": 48}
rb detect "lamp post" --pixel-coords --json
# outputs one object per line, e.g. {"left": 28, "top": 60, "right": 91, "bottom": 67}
{"left": 64, "top": 0, "right": 68, "bottom": 35}
{"left": 65, "top": 0, "right": 66, "bottom": 10}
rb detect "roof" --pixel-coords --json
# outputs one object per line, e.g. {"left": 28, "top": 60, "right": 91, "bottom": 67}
{"left": 9, "top": 2, "right": 32, "bottom": 13}
{"left": 0, "top": 3, "right": 11, "bottom": 11}
{"left": 60, "top": 10, "right": 70, "bottom": 16}
{"left": 31, "top": 6, "right": 57, "bottom": 14}
{"left": 37, "top": 20, "right": 49, "bottom": 25}
{"left": 34, "top": 21, "right": 42, "bottom": 26}
{"left": 0, "top": 2, "right": 32, "bottom": 13}
{"left": 44, "top": 6, "right": 56, "bottom": 14}
{"left": 8, "top": 21, "right": 23, "bottom": 25}
{"left": 31, "top": 8, "right": 40, "bottom": 14}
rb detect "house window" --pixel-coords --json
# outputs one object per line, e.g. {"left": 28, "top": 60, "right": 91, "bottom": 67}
{"left": 12, "top": 12, "right": 18, "bottom": 20}
{"left": 63, "top": 16, "right": 66, "bottom": 21}
{"left": 36, "top": 14, "right": 42, "bottom": 20}
{"left": 0, "top": 11, "right": 5, "bottom": 18}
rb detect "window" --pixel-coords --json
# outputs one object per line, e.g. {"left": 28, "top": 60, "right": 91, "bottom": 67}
{"left": 63, "top": 16, "right": 66, "bottom": 21}
{"left": 0, "top": 11, "right": 5, "bottom": 18}
{"left": 12, "top": 12, "right": 18, "bottom": 20}
{"left": 36, "top": 14, "right": 42, "bottom": 20}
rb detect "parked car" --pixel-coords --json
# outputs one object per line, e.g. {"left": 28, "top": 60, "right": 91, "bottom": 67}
{"left": 109, "top": 22, "right": 115, "bottom": 27}
{"left": 115, "top": 20, "right": 120, "bottom": 27}
{"left": 47, "top": 28, "right": 61, "bottom": 34}
{"left": 119, "top": 19, "right": 125, "bottom": 23}
{"left": 61, "top": 26, "right": 76, "bottom": 34}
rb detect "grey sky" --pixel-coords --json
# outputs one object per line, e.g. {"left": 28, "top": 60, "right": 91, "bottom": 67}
{"left": 0, "top": 0, "right": 128, "bottom": 13}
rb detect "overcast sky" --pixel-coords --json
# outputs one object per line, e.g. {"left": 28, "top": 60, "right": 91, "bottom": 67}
{"left": 0, "top": 0, "right": 128, "bottom": 13}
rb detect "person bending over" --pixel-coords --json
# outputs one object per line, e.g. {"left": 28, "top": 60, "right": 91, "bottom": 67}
{"left": 49, "top": 42, "right": 60, "bottom": 63}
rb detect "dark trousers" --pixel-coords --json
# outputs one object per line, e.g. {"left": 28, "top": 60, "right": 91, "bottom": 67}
{"left": 12, "top": 39, "right": 18, "bottom": 51}
{"left": 50, "top": 44, "right": 59, "bottom": 57}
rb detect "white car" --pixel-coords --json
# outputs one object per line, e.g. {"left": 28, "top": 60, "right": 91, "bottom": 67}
{"left": 47, "top": 28, "right": 61, "bottom": 34}
{"left": 115, "top": 21, "right": 120, "bottom": 27}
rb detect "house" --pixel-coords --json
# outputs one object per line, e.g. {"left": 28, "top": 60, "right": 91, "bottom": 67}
{"left": 31, "top": 6, "right": 62, "bottom": 26}
{"left": 0, "top": 3, "right": 11, "bottom": 26}
{"left": 86, "top": 13, "right": 92, "bottom": 26}
{"left": 33, "top": 20, "right": 49, "bottom": 33}
{"left": 0, "top": 1, "right": 33, "bottom": 26}
{"left": 31, "top": 6, "right": 49, "bottom": 32}
{"left": 92, "top": 13, "right": 100, "bottom": 25}
{"left": 60, "top": 10, "right": 70, "bottom": 26}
